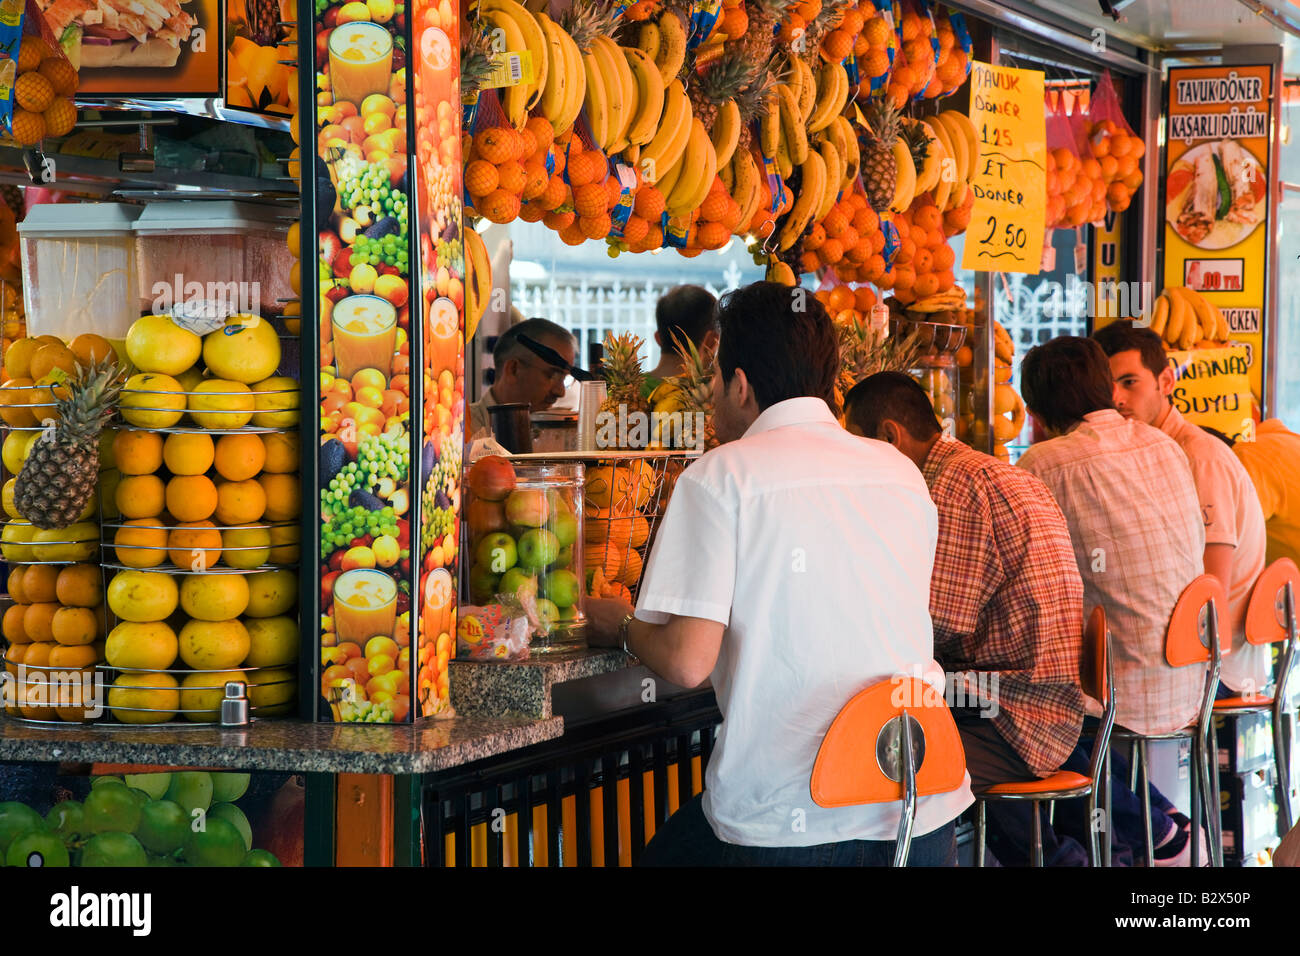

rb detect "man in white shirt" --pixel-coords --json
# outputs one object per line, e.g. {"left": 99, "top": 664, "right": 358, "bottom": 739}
{"left": 1093, "top": 321, "right": 1269, "bottom": 700}
{"left": 587, "top": 281, "right": 973, "bottom": 866}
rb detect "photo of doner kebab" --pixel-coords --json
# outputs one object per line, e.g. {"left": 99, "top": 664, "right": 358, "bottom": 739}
{"left": 38, "top": 0, "right": 198, "bottom": 69}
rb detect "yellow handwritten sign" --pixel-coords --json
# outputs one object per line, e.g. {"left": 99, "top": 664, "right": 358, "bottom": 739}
{"left": 1167, "top": 345, "right": 1255, "bottom": 442}
{"left": 961, "top": 63, "right": 1046, "bottom": 274}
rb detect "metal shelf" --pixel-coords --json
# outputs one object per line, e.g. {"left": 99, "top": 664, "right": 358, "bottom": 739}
{"left": 78, "top": 97, "right": 293, "bottom": 133}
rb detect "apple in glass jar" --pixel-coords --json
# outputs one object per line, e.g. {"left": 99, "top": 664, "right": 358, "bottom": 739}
{"left": 504, "top": 489, "right": 549, "bottom": 528}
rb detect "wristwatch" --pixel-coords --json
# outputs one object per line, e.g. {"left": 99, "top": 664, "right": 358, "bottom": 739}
{"left": 618, "top": 614, "right": 635, "bottom": 654}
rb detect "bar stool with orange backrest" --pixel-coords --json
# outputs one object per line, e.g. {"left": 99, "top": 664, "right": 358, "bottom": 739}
{"left": 1209, "top": 558, "right": 1300, "bottom": 837}
{"left": 811, "top": 676, "right": 968, "bottom": 866}
{"left": 971, "top": 606, "right": 1115, "bottom": 867}
{"left": 1111, "top": 574, "right": 1229, "bottom": 868}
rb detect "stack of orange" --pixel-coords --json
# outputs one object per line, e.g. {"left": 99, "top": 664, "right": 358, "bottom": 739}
{"left": 886, "top": 6, "right": 936, "bottom": 108}
{"left": 925, "top": 10, "right": 968, "bottom": 98}
{"left": 519, "top": 126, "right": 617, "bottom": 245}
{"left": 1048, "top": 145, "right": 1106, "bottom": 227}
{"left": 467, "top": 118, "right": 556, "bottom": 225}
{"left": 815, "top": 283, "right": 879, "bottom": 327}
{"left": 1085, "top": 119, "right": 1145, "bottom": 213}
{"left": 777, "top": 0, "right": 826, "bottom": 45}
{"left": 857, "top": 7, "right": 896, "bottom": 88}
{"left": 622, "top": 178, "right": 665, "bottom": 253}
{"left": 801, "top": 190, "right": 884, "bottom": 281}
{"left": 7, "top": 36, "right": 79, "bottom": 146}
{"left": 692, "top": 176, "right": 743, "bottom": 251}
{"left": 818, "top": 3, "right": 863, "bottom": 62}
{"left": 889, "top": 194, "right": 957, "bottom": 306}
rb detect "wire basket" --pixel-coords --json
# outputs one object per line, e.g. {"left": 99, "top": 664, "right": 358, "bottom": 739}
{"left": 115, "top": 382, "right": 300, "bottom": 435}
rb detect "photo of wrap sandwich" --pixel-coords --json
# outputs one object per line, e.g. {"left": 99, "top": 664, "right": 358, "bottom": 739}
{"left": 1166, "top": 139, "right": 1267, "bottom": 250}
{"left": 37, "top": 0, "right": 197, "bottom": 70}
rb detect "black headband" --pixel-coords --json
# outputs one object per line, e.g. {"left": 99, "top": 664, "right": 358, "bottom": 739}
{"left": 517, "top": 332, "right": 595, "bottom": 382}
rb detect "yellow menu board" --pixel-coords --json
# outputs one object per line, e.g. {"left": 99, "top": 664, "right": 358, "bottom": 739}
{"left": 961, "top": 62, "right": 1047, "bottom": 274}
{"left": 1162, "top": 65, "right": 1273, "bottom": 406}
{"left": 1166, "top": 346, "right": 1255, "bottom": 442}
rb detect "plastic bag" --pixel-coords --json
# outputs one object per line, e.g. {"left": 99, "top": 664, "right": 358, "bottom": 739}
{"left": 0, "top": 0, "right": 78, "bottom": 147}
{"left": 456, "top": 601, "right": 531, "bottom": 661}
{"left": 1086, "top": 70, "right": 1145, "bottom": 213}
{"left": 1045, "top": 90, "right": 1085, "bottom": 229}
{"left": 893, "top": 0, "right": 937, "bottom": 103}
{"left": 926, "top": 5, "right": 971, "bottom": 98}
{"left": 1066, "top": 93, "right": 1107, "bottom": 225}
{"left": 858, "top": 0, "right": 896, "bottom": 94}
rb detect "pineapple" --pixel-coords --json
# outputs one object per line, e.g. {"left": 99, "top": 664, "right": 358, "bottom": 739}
{"left": 861, "top": 96, "right": 902, "bottom": 212}
{"left": 666, "top": 330, "right": 716, "bottom": 450}
{"left": 14, "top": 357, "right": 124, "bottom": 530}
{"left": 600, "top": 331, "right": 650, "bottom": 427}
{"left": 901, "top": 120, "right": 931, "bottom": 186}
{"left": 734, "top": 53, "right": 778, "bottom": 152}
{"left": 689, "top": 48, "right": 759, "bottom": 132}
{"left": 799, "top": 0, "right": 853, "bottom": 64}
{"left": 561, "top": 0, "right": 623, "bottom": 54}
{"left": 740, "top": 0, "right": 796, "bottom": 64}
{"left": 834, "top": 317, "right": 925, "bottom": 413}
{"left": 461, "top": 23, "right": 497, "bottom": 101}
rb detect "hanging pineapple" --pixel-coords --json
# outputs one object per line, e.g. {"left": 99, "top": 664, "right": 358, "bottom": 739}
{"left": 561, "top": 0, "right": 623, "bottom": 55}
{"left": 740, "top": 0, "right": 797, "bottom": 65}
{"left": 655, "top": 330, "right": 716, "bottom": 450}
{"left": 600, "top": 331, "right": 651, "bottom": 439}
{"left": 15, "top": 357, "right": 125, "bottom": 529}
{"left": 861, "top": 96, "right": 902, "bottom": 213}
{"left": 461, "top": 21, "right": 498, "bottom": 103}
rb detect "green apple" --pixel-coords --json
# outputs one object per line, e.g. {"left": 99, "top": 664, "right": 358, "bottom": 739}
{"left": 556, "top": 604, "right": 578, "bottom": 621}
{"left": 541, "top": 569, "right": 581, "bottom": 609}
{"left": 505, "top": 489, "right": 549, "bottom": 528}
{"left": 552, "top": 509, "right": 578, "bottom": 547}
{"left": 535, "top": 598, "right": 560, "bottom": 629}
{"left": 517, "top": 528, "right": 560, "bottom": 569}
{"left": 469, "top": 564, "right": 501, "bottom": 602}
{"left": 499, "top": 567, "right": 536, "bottom": 600}
{"left": 475, "top": 532, "right": 518, "bottom": 574}
{"left": 554, "top": 544, "right": 573, "bottom": 569}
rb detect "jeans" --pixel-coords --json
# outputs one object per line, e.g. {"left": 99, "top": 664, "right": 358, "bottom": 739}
{"left": 638, "top": 793, "right": 958, "bottom": 867}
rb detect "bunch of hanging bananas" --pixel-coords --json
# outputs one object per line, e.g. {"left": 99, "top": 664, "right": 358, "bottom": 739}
{"left": 479, "top": 0, "right": 550, "bottom": 130}
{"left": 581, "top": 35, "right": 669, "bottom": 157}
{"left": 1149, "top": 286, "right": 1232, "bottom": 350}
{"left": 464, "top": 227, "right": 492, "bottom": 343}
{"left": 535, "top": 10, "right": 586, "bottom": 134}
{"left": 634, "top": 79, "right": 722, "bottom": 221}
{"left": 634, "top": 9, "right": 688, "bottom": 86}
{"left": 919, "top": 111, "right": 979, "bottom": 212}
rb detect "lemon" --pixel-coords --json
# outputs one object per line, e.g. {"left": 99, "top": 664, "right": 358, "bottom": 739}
{"left": 105, "top": 621, "right": 179, "bottom": 670}
{"left": 177, "top": 619, "right": 250, "bottom": 670}
{"left": 268, "top": 523, "right": 300, "bottom": 563}
{"left": 247, "top": 668, "right": 295, "bottom": 716}
{"left": 107, "top": 570, "right": 178, "bottom": 623}
{"left": 245, "top": 569, "right": 296, "bottom": 618}
{"left": 125, "top": 315, "right": 201, "bottom": 376}
{"left": 29, "top": 522, "right": 97, "bottom": 562}
{"left": 175, "top": 365, "right": 205, "bottom": 393}
{"left": 2, "top": 477, "right": 17, "bottom": 518}
{"left": 180, "top": 671, "right": 245, "bottom": 722}
{"left": 250, "top": 376, "right": 300, "bottom": 427}
{"left": 202, "top": 316, "right": 281, "bottom": 384}
{"left": 120, "top": 373, "right": 186, "bottom": 428}
{"left": 243, "top": 616, "right": 298, "bottom": 667}
{"left": 1, "top": 522, "right": 34, "bottom": 562}
{"left": 109, "top": 672, "right": 180, "bottom": 724}
{"left": 2, "top": 430, "right": 34, "bottom": 474}
{"left": 180, "top": 574, "right": 250, "bottom": 622}
{"left": 188, "top": 379, "right": 255, "bottom": 429}
{"left": 221, "top": 524, "right": 270, "bottom": 569}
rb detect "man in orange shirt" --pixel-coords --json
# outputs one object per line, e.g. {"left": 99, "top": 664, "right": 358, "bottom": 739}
{"left": 1232, "top": 418, "right": 1300, "bottom": 568}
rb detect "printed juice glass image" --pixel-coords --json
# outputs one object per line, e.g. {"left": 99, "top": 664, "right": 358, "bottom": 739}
{"left": 328, "top": 20, "right": 394, "bottom": 107}
{"left": 333, "top": 568, "right": 398, "bottom": 645}
{"left": 331, "top": 294, "right": 397, "bottom": 380}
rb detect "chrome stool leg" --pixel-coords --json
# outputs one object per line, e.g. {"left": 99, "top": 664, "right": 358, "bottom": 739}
{"left": 1102, "top": 749, "right": 1113, "bottom": 868}
{"left": 1205, "top": 727, "right": 1223, "bottom": 867}
{"left": 1190, "top": 737, "right": 1203, "bottom": 869}
{"left": 1030, "top": 799, "right": 1044, "bottom": 867}
{"left": 975, "top": 800, "right": 986, "bottom": 868}
{"left": 1139, "top": 739, "right": 1155, "bottom": 867}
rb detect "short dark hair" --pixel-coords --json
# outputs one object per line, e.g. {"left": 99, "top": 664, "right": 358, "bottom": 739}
{"left": 1091, "top": 320, "right": 1169, "bottom": 381}
{"left": 494, "top": 317, "right": 575, "bottom": 366}
{"left": 843, "top": 371, "right": 942, "bottom": 440}
{"left": 717, "top": 282, "right": 838, "bottom": 411}
{"left": 656, "top": 285, "right": 718, "bottom": 351}
{"left": 1020, "top": 336, "right": 1116, "bottom": 433}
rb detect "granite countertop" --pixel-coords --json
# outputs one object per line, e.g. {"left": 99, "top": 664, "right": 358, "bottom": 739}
{"left": 449, "top": 646, "right": 631, "bottom": 719}
{"left": 0, "top": 714, "right": 564, "bottom": 774}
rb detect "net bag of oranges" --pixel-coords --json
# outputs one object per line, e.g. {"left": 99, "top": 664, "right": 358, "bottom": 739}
{"left": 0, "top": 0, "right": 78, "bottom": 147}
{"left": 1085, "top": 70, "right": 1146, "bottom": 214}
{"left": 1045, "top": 89, "right": 1086, "bottom": 230}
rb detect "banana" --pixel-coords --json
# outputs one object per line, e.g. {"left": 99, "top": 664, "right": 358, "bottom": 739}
{"left": 593, "top": 36, "right": 634, "bottom": 151}
{"left": 542, "top": 15, "right": 585, "bottom": 133}
{"left": 481, "top": 0, "right": 547, "bottom": 112}
{"left": 483, "top": 10, "right": 530, "bottom": 128}
{"left": 923, "top": 117, "right": 956, "bottom": 209}
{"left": 731, "top": 148, "right": 761, "bottom": 233}
{"left": 1183, "top": 287, "right": 1218, "bottom": 344}
{"left": 776, "top": 83, "right": 808, "bottom": 164}
{"left": 807, "top": 61, "right": 846, "bottom": 134}
{"left": 777, "top": 150, "right": 826, "bottom": 250}
{"left": 666, "top": 117, "right": 718, "bottom": 217}
{"left": 656, "top": 149, "right": 686, "bottom": 200}
{"left": 834, "top": 116, "right": 860, "bottom": 187}
{"left": 464, "top": 227, "right": 492, "bottom": 341}
{"left": 624, "top": 143, "right": 640, "bottom": 167}
{"left": 933, "top": 113, "right": 968, "bottom": 208}
{"left": 640, "top": 78, "right": 691, "bottom": 184}
{"left": 720, "top": 159, "right": 734, "bottom": 192}
{"left": 623, "top": 46, "right": 665, "bottom": 148}
{"left": 582, "top": 46, "right": 610, "bottom": 150}
{"left": 768, "top": 259, "right": 797, "bottom": 285}
{"left": 760, "top": 91, "right": 780, "bottom": 159}
{"left": 889, "top": 135, "right": 916, "bottom": 214}
{"left": 1209, "top": 300, "right": 1230, "bottom": 341}
{"left": 795, "top": 56, "right": 816, "bottom": 123}
{"left": 776, "top": 132, "right": 793, "bottom": 180}
{"left": 815, "top": 138, "right": 842, "bottom": 223}
{"left": 711, "top": 98, "right": 741, "bottom": 170}
{"left": 536, "top": 11, "right": 569, "bottom": 128}
{"left": 1163, "top": 286, "right": 1188, "bottom": 346}
{"left": 1149, "top": 293, "right": 1169, "bottom": 337}
{"left": 909, "top": 119, "right": 941, "bottom": 193}
{"left": 1179, "top": 315, "right": 1201, "bottom": 351}
{"left": 941, "top": 109, "right": 980, "bottom": 183}
{"left": 654, "top": 11, "right": 688, "bottom": 85}
{"left": 784, "top": 54, "right": 803, "bottom": 114}
{"left": 637, "top": 20, "right": 662, "bottom": 63}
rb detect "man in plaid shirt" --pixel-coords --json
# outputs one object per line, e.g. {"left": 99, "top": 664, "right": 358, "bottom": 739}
{"left": 846, "top": 372, "right": 1087, "bottom": 866}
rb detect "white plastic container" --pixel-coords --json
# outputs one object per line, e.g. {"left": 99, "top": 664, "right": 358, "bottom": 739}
{"left": 18, "top": 203, "right": 142, "bottom": 340}
{"left": 132, "top": 201, "right": 293, "bottom": 317}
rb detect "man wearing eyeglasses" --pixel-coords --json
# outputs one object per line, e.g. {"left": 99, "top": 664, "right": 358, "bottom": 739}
{"left": 469, "top": 318, "right": 581, "bottom": 439}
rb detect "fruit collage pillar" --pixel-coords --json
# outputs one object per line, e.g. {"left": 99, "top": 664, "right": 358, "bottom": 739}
{"left": 310, "top": 0, "right": 420, "bottom": 723}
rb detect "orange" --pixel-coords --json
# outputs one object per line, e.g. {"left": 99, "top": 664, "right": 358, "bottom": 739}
{"left": 115, "top": 519, "right": 169, "bottom": 568}
{"left": 14, "top": 72, "right": 54, "bottom": 113}
{"left": 68, "top": 333, "right": 115, "bottom": 368}
{"left": 22, "top": 563, "right": 58, "bottom": 603}
{"left": 213, "top": 433, "right": 266, "bottom": 481}
{"left": 23, "top": 603, "right": 59, "bottom": 642}
{"left": 7, "top": 565, "right": 25, "bottom": 604}
{"left": 827, "top": 286, "right": 855, "bottom": 313}
{"left": 162, "top": 432, "right": 215, "bottom": 475}
{"left": 215, "top": 478, "right": 267, "bottom": 525}
{"left": 259, "top": 431, "right": 299, "bottom": 473}
{"left": 166, "top": 475, "right": 218, "bottom": 522}
{"left": 3, "top": 604, "right": 28, "bottom": 644}
{"left": 116, "top": 474, "right": 166, "bottom": 519}
{"left": 16, "top": 41, "right": 43, "bottom": 73}
{"left": 55, "top": 563, "right": 102, "bottom": 607}
{"left": 258, "top": 473, "right": 301, "bottom": 522}
{"left": 464, "top": 159, "right": 499, "bottom": 198}
{"left": 29, "top": 343, "right": 77, "bottom": 380}
{"left": 49, "top": 644, "right": 100, "bottom": 669}
{"left": 23, "top": 640, "right": 54, "bottom": 668}
{"left": 114, "top": 430, "right": 164, "bottom": 475}
{"left": 38, "top": 57, "right": 78, "bottom": 96}
{"left": 51, "top": 606, "right": 97, "bottom": 646}
{"left": 167, "top": 521, "right": 223, "bottom": 570}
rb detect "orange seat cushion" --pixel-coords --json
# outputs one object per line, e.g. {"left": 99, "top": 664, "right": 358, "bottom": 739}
{"left": 980, "top": 771, "right": 1092, "bottom": 796}
{"left": 1214, "top": 696, "right": 1273, "bottom": 710}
